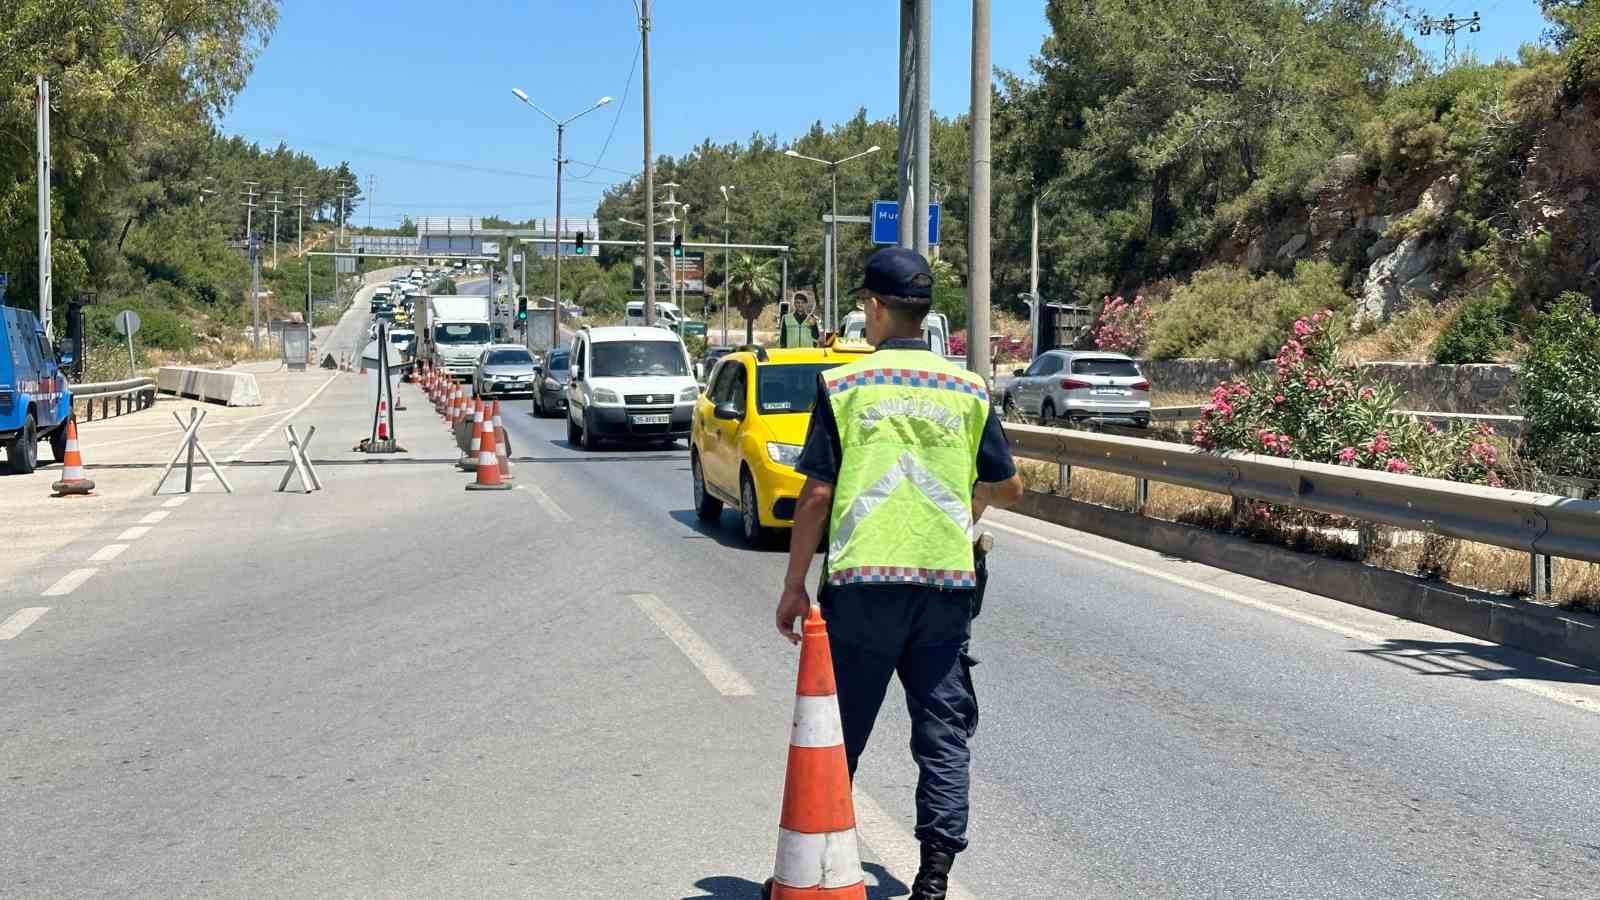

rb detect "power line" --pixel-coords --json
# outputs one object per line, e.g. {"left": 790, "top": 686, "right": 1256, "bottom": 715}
{"left": 569, "top": 36, "right": 642, "bottom": 180}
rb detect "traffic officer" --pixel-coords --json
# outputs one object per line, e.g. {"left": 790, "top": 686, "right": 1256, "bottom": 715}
{"left": 775, "top": 247, "right": 1024, "bottom": 899}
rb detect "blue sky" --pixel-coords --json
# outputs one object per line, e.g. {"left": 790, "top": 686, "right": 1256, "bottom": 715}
{"left": 221, "top": 1, "right": 1554, "bottom": 228}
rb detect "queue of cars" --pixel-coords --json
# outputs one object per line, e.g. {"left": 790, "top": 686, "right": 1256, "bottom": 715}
{"left": 461, "top": 311, "right": 1156, "bottom": 546}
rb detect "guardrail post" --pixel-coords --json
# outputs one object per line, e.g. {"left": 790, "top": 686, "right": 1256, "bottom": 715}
{"left": 1056, "top": 462, "right": 1071, "bottom": 497}
{"left": 101, "top": 397, "right": 108, "bottom": 419}
{"left": 83, "top": 400, "right": 93, "bottom": 422}
{"left": 1134, "top": 477, "right": 1150, "bottom": 516}
{"left": 1530, "top": 553, "right": 1553, "bottom": 601}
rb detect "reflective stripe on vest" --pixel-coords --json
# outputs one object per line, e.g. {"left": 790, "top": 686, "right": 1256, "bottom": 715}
{"left": 824, "top": 348, "right": 988, "bottom": 589}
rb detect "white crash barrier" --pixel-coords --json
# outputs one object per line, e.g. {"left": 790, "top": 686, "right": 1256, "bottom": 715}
{"left": 156, "top": 367, "right": 262, "bottom": 407}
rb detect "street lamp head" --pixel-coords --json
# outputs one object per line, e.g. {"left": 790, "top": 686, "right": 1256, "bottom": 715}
{"left": 511, "top": 87, "right": 530, "bottom": 103}
{"left": 595, "top": 96, "right": 613, "bottom": 107}
{"left": 784, "top": 150, "right": 802, "bottom": 158}
{"left": 866, "top": 145, "right": 882, "bottom": 154}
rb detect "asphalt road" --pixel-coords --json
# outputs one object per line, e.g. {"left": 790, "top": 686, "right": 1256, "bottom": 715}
{"left": 4, "top": 292, "right": 1600, "bottom": 897}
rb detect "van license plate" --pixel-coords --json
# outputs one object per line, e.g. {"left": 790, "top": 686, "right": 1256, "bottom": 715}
{"left": 632, "top": 414, "right": 670, "bottom": 425}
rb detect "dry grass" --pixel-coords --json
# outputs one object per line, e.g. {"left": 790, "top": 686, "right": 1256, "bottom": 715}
{"left": 1015, "top": 458, "right": 1600, "bottom": 613}
{"left": 1346, "top": 302, "right": 1451, "bottom": 362}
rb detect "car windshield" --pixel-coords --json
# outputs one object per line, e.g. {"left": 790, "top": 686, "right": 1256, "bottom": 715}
{"left": 590, "top": 340, "right": 688, "bottom": 378}
{"left": 757, "top": 364, "right": 831, "bottom": 414}
{"left": 1072, "top": 358, "right": 1141, "bottom": 378}
{"left": 436, "top": 322, "right": 491, "bottom": 344}
{"left": 485, "top": 349, "right": 533, "bottom": 366}
{"left": 546, "top": 351, "right": 570, "bottom": 372}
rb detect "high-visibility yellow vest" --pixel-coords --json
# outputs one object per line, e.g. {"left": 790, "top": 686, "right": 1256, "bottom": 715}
{"left": 781, "top": 314, "right": 815, "bottom": 348}
{"left": 823, "top": 348, "right": 989, "bottom": 589}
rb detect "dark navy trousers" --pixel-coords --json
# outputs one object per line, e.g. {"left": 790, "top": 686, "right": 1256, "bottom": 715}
{"left": 820, "top": 582, "right": 979, "bottom": 854}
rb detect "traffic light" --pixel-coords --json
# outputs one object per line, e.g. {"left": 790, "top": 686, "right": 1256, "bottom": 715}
{"left": 672, "top": 234, "right": 683, "bottom": 258}
{"left": 517, "top": 297, "right": 528, "bottom": 322}
{"left": 574, "top": 232, "right": 586, "bottom": 255}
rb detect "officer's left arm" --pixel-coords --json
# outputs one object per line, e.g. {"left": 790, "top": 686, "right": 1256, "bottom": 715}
{"left": 972, "top": 402, "right": 1024, "bottom": 521}
{"left": 778, "top": 478, "right": 834, "bottom": 644}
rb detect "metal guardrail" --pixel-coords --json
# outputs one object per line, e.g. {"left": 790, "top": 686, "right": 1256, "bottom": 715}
{"left": 1002, "top": 423, "right": 1600, "bottom": 596}
{"left": 72, "top": 377, "right": 157, "bottom": 422}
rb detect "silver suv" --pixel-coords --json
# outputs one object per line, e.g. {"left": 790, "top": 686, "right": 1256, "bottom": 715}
{"left": 1004, "top": 351, "right": 1151, "bottom": 428}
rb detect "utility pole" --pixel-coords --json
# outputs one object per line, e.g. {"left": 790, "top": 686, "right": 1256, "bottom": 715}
{"left": 1417, "top": 12, "right": 1483, "bottom": 64}
{"left": 914, "top": 0, "right": 932, "bottom": 260}
{"left": 337, "top": 179, "right": 352, "bottom": 309}
{"left": 35, "top": 76, "right": 52, "bottom": 339}
{"left": 968, "top": 0, "right": 992, "bottom": 379}
{"left": 897, "top": 2, "right": 915, "bottom": 251}
{"left": 242, "top": 182, "right": 261, "bottom": 352}
{"left": 721, "top": 185, "right": 735, "bottom": 344}
{"left": 663, "top": 182, "right": 682, "bottom": 315}
{"left": 366, "top": 174, "right": 375, "bottom": 232}
{"left": 640, "top": 0, "right": 657, "bottom": 326}
{"left": 295, "top": 186, "right": 309, "bottom": 327}
{"left": 269, "top": 190, "right": 283, "bottom": 269}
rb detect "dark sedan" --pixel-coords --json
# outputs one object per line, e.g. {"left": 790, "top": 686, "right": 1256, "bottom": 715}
{"left": 532, "top": 347, "right": 571, "bottom": 417}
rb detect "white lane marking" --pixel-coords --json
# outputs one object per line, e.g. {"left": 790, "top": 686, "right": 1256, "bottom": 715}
{"left": 138, "top": 510, "right": 170, "bottom": 525}
{"left": 986, "top": 519, "right": 1600, "bottom": 715}
{"left": 88, "top": 544, "right": 128, "bottom": 563}
{"left": 522, "top": 482, "right": 572, "bottom": 522}
{"left": 161, "top": 497, "right": 188, "bottom": 508}
{"left": 852, "top": 787, "right": 979, "bottom": 900}
{"left": 628, "top": 593, "right": 755, "bottom": 697}
{"left": 117, "top": 526, "right": 151, "bottom": 541}
{"left": 224, "top": 374, "right": 339, "bottom": 463}
{"left": 41, "top": 569, "right": 98, "bottom": 598}
{"left": 0, "top": 608, "right": 50, "bottom": 640}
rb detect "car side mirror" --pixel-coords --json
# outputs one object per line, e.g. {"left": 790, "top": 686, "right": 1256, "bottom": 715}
{"left": 713, "top": 401, "right": 743, "bottom": 421}
{"left": 1012, "top": 368, "right": 1025, "bottom": 377}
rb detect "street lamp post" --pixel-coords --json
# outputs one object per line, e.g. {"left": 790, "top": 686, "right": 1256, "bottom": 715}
{"left": 783, "top": 146, "right": 880, "bottom": 332}
{"left": 511, "top": 88, "right": 612, "bottom": 354}
{"left": 720, "top": 185, "right": 735, "bottom": 345}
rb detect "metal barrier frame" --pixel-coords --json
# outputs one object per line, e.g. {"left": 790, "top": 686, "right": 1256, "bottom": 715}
{"left": 73, "top": 377, "right": 157, "bottom": 421}
{"left": 1003, "top": 423, "right": 1600, "bottom": 598}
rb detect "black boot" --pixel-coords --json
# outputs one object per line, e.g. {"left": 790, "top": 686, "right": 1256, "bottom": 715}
{"left": 910, "top": 844, "right": 955, "bottom": 900}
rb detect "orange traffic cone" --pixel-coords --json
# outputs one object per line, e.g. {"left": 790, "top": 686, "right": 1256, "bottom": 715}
{"left": 765, "top": 607, "right": 865, "bottom": 899}
{"left": 50, "top": 418, "right": 96, "bottom": 498}
{"left": 465, "top": 402, "right": 511, "bottom": 492}
{"left": 459, "top": 400, "right": 484, "bottom": 469}
{"left": 492, "top": 400, "right": 514, "bottom": 480}
{"left": 376, "top": 398, "right": 390, "bottom": 442}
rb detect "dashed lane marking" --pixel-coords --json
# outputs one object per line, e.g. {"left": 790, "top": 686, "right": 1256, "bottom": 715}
{"left": 41, "top": 569, "right": 98, "bottom": 598}
{"left": 521, "top": 481, "right": 572, "bottom": 522}
{"left": 116, "top": 527, "right": 151, "bottom": 541}
{"left": 628, "top": 593, "right": 754, "bottom": 697}
{"left": 985, "top": 518, "right": 1600, "bottom": 716}
{"left": 88, "top": 545, "right": 128, "bottom": 563}
{"left": 852, "top": 787, "right": 979, "bottom": 900}
{"left": 0, "top": 608, "right": 50, "bottom": 640}
{"left": 161, "top": 497, "right": 188, "bottom": 508}
{"left": 138, "top": 510, "right": 170, "bottom": 525}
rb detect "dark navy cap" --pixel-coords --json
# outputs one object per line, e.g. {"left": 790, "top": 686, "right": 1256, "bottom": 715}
{"left": 850, "top": 248, "right": 934, "bottom": 301}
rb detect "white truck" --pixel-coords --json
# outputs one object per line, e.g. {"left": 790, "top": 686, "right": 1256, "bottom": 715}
{"left": 419, "top": 294, "right": 494, "bottom": 380}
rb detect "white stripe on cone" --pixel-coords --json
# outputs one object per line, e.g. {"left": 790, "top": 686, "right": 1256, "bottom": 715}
{"left": 773, "top": 828, "right": 864, "bottom": 890}
{"left": 790, "top": 695, "right": 845, "bottom": 748}
{"left": 478, "top": 450, "right": 496, "bottom": 468}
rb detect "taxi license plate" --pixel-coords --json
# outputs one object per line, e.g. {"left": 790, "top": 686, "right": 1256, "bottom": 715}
{"left": 631, "top": 414, "right": 670, "bottom": 425}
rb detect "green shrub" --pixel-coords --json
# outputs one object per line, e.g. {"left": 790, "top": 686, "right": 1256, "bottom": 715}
{"left": 1146, "top": 261, "right": 1350, "bottom": 364}
{"left": 1432, "top": 284, "right": 1512, "bottom": 363}
{"left": 1519, "top": 292, "right": 1600, "bottom": 478}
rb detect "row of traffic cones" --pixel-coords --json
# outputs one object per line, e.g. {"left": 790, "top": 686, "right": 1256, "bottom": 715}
{"left": 417, "top": 362, "right": 513, "bottom": 491}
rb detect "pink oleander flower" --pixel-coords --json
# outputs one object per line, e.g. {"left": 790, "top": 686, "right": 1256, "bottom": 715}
{"left": 1386, "top": 458, "right": 1410, "bottom": 474}
{"left": 1273, "top": 394, "right": 1286, "bottom": 405}
{"left": 1294, "top": 320, "right": 1312, "bottom": 337}
{"left": 1371, "top": 432, "right": 1391, "bottom": 454}
{"left": 1338, "top": 447, "right": 1358, "bottom": 463}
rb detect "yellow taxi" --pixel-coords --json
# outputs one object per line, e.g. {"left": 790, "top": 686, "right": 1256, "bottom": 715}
{"left": 690, "top": 340, "right": 873, "bottom": 545}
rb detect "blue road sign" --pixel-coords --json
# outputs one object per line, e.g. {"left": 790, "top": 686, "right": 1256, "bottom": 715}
{"left": 0, "top": 273, "right": 8, "bottom": 293}
{"left": 871, "top": 201, "right": 941, "bottom": 246}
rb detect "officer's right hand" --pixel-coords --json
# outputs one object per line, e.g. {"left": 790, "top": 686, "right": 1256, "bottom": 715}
{"left": 776, "top": 580, "right": 811, "bottom": 645}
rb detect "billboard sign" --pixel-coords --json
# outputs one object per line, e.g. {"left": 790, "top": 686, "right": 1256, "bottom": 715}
{"left": 481, "top": 241, "right": 500, "bottom": 259}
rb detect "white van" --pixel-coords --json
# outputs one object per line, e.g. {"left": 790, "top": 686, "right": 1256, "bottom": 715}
{"left": 565, "top": 326, "right": 698, "bottom": 450}
{"left": 623, "top": 300, "right": 682, "bottom": 329}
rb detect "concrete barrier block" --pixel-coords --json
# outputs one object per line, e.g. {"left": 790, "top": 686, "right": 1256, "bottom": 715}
{"left": 156, "top": 367, "right": 261, "bottom": 407}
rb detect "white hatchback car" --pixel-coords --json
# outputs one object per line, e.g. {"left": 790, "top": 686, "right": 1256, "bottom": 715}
{"left": 1004, "top": 351, "right": 1152, "bottom": 428}
{"left": 565, "top": 326, "right": 699, "bottom": 450}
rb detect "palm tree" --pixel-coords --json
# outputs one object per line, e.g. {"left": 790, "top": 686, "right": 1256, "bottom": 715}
{"left": 727, "top": 252, "right": 779, "bottom": 345}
